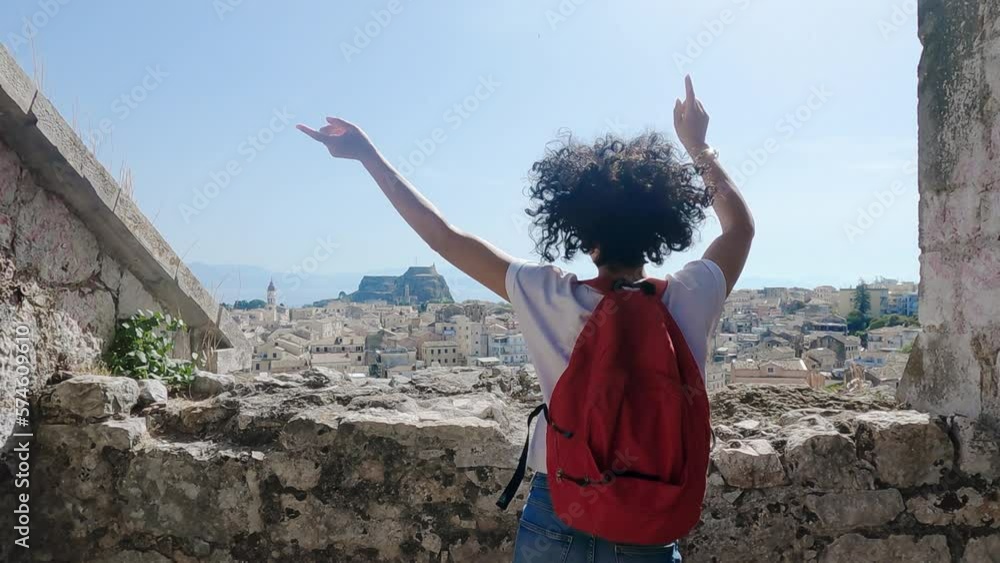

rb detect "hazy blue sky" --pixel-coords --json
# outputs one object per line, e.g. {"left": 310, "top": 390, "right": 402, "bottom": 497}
{"left": 2, "top": 0, "right": 921, "bottom": 300}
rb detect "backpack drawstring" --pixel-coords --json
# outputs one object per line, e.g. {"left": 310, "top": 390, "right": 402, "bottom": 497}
{"left": 612, "top": 279, "right": 657, "bottom": 295}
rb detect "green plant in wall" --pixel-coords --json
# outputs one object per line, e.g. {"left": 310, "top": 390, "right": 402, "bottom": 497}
{"left": 106, "top": 310, "right": 200, "bottom": 388}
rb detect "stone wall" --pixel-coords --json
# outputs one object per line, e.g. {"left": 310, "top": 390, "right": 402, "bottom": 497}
{"left": 5, "top": 371, "right": 998, "bottom": 562}
{"left": 0, "top": 42, "right": 250, "bottom": 466}
{"left": 0, "top": 136, "right": 173, "bottom": 455}
{"left": 899, "top": 0, "right": 1000, "bottom": 423}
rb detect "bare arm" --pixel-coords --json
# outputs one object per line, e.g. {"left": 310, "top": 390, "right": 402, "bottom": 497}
{"left": 693, "top": 155, "right": 754, "bottom": 297}
{"left": 673, "top": 76, "right": 754, "bottom": 296}
{"left": 297, "top": 118, "right": 515, "bottom": 301}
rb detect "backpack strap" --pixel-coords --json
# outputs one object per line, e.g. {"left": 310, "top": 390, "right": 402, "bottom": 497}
{"left": 582, "top": 277, "right": 668, "bottom": 298}
{"left": 581, "top": 277, "right": 616, "bottom": 293}
{"left": 647, "top": 278, "right": 669, "bottom": 300}
{"left": 496, "top": 403, "right": 549, "bottom": 510}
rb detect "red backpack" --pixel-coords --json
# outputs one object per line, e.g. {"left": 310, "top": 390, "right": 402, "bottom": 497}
{"left": 497, "top": 277, "right": 713, "bottom": 545}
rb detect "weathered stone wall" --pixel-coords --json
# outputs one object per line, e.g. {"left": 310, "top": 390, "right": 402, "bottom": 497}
{"left": 0, "top": 40, "right": 251, "bottom": 471}
{"left": 5, "top": 371, "right": 998, "bottom": 562}
{"left": 0, "top": 136, "right": 175, "bottom": 455}
{"left": 899, "top": 0, "right": 1000, "bottom": 423}
{"left": 0, "top": 43, "right": 250, "bottom": 386}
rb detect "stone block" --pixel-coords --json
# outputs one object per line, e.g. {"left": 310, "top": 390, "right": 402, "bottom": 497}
{"left": 963, "top": 534, "right": 1000, "bottom": 563}
{"left": 55, "top": 288, "right": 116, "bottom": 350}
{"left": 93, "top": 551, "right": 173, "bottom": 563}
{"left": 410, "top": 368, "right": 482, "bottom": 395}
{"left": 267, "top": 452, "right": 323, "bottom": 490}
{"left": 117, "top": 270, "right": 162, "bottom": 319}
{"left": 136, "top": 380, "right": 169, "bottom": 407}
{"left": 906, "top": 487, "right": 1000, "bottom": 528}
{"left": 99, "top": 254, "right": 123, "bottom": 292}
{"left": 280, "top": 405, "right": 343, "bottom": 451}
{"left": 119, "top": 442, "right": 266, "bottom": 545}
{"left": 189, "top": 371, "right": 236, "bottom": 399}
{"left": 712, "top": 439, "right": 787, "bottom": 488}
{"left": 805, "top": 489, "right": 904, "bottom": 531}
{"left": 819, "top": 534, "right": 949, "bottom": 563}
{"left": 38, "top": 417, "right": 147, "bottom": 452}
{"left": 14, "top": 188, "right": 99, "bottom": 284}
{"left": 39, "top": 375, "right": 139, "bottom": 422}
{"left": 784, "top": 426, "right": 874, "bottom": 490}
{"left": 0, "top": 213, "right": 11, "bottom": 250}
{"left": 853, "top": 411, "right": 953, "bottom": 487}
{"left": 209, "top": 345, "right": 251, "bottom": 374}
{"left": 952, "top": 415, "right": 1000, "bottom": 481}
{"left": 896, "top": 330, "right": 983, "bottom": 416}
{"left": 0, "top": 142, "right": 20, "bottom": 213}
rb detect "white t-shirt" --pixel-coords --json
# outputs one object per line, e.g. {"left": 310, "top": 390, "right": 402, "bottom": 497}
{"left": 505, "top": 259, "right": 727, "bottom": 472}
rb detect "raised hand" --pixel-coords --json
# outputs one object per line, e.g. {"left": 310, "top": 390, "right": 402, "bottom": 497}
{"left": 673, "top": 75, "right": 710, "bottom": 155}
{"left": 297, "top": 117, "right": 377, "bottom": 162}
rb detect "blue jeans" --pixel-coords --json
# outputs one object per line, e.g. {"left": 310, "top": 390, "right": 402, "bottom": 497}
{"left": 512, "top": 474, "right": 683, "bottom": 563}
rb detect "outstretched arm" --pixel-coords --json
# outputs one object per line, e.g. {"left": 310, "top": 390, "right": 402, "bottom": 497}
{"left": 298, "top": 118, "right": 515, "bottom": 301}
{"left": 673, "top": 76, "right": 754, "bottom": 297}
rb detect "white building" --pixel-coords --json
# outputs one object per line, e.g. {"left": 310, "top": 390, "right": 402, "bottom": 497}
{"left": 372, "top": 347, "right": 417, "bottom": 377}
{"left": 705, "top": 366, "right": 728, "bottom": 392}
{"left": 867, "top": 326, "right": 920, "bottom": 352}
{"left": 421, "top": 340, "right": 462, "bottom": 366}
{"left": 488, "top": 332, "right": 529, "bottom": 366}
{"left": 452, "top": 315, "right": 488, "bottom": 360}
{"left": 309, "top": 335, "right": 365, "bottom": 364}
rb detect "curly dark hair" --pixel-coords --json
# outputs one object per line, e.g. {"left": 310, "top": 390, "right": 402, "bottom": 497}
{"left": 525, "top": 132, "right": 713, "bottom": 269}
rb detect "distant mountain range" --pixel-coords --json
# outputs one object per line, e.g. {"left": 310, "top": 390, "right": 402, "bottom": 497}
{"left": 189, "top": 261, "right": 902, "bottom": 308}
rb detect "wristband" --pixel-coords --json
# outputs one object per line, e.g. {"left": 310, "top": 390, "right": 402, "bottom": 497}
{"left": 693, "top": 146, "right": 720, "bottom": 165}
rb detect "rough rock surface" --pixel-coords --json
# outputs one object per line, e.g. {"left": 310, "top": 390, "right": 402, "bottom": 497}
{"left": 709, "top": 385, "right": 898, "bottom": 424}
{"left": 0, "top": 137, "right": 176, "bottom": 459}
{"left": 952, "top": 415, "right": 1000, "bottom": 481}
{"left": 852, "top": 411, "right": 953, "bottom": 487}
{"left": 13, "top": 188, "right": 100, "bottom": 285}
{"left": 805, "top": 490, "right": 905, "bottom": 530}
{"left": 963, "top": 534, "right": 1000, "bottom": 563}
{"left": 4, "top": 375, "right": 998, "bottom": 563}
{"left": 37, "top": 375, "right": 139, "bottom": 422}
{"left": 783, "top": 421, "right": 875, "bottom": 490}
{"left": 190, "top": 371, "right": 236, "bottom": 399}
{"left": 819, "top": 534, "right": 950, "bottom": 563}
{"left": 137, "top": 380, "right": 169, "bottom": 407}
{"left": 713, "top": 439, "right": 787, "bottom": 488}
{"left": 898, "top": 0, "right": 1000, "bottom": 426}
